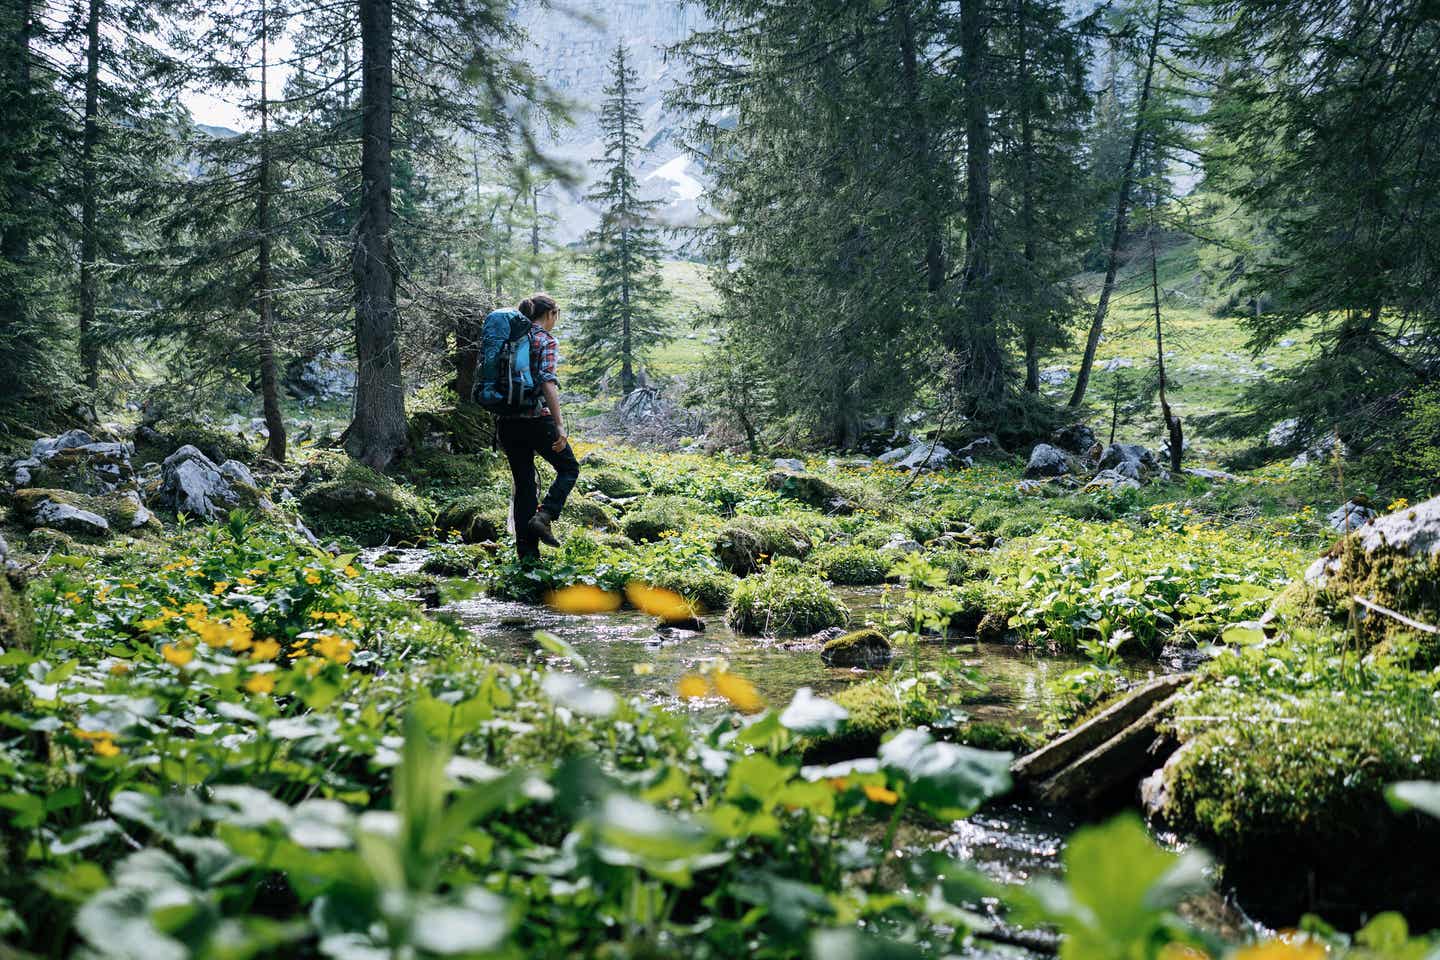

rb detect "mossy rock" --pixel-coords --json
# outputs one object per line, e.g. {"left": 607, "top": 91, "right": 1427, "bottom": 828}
{"left": 300, "top": 463, "right": 434, "bottom": 547}
{"left": 726, "top": 566, "right": 848, "bottom": 636}
{"left": 0, "top": 570, "right": 34, "bottom": 652}
{"left": 1317, "top": 497, "right": 1440, "bottom": 649}
{"left": 812, "top": 545, "right": 893, "bottom": 586}
{"left": 621, "top": 496, "right": 703, "bottom": 543}
{"left": 976, "top": 610, "right": 1011, "bottom": 644}
{"left": 562, "top": 496, "right": 618, "bottom": 531}
{"left": 586, "top": 468, "right": 646, "bottom": 500}
{"left": 853, "top": 525, "right": 910, "bottom": 550}
{"left": 766, "top": 470, "right": 855, "bottom": 514}
{"left": 820, "top": 627, "right": 893, "bottom": 668}
{"left": 421, "top": 544, "right": 486, "bottom": 577}
{"left": 435, "top": 494, "right": 508, "bottom": 544}
{"left": 650, "top": 566, "right": 739, "bottom": 614}
{"left": 25, "top": 527, "right": 81, "bottom": 554}
{"left": 714, "top": 517, "right": 815, "bottom": 575}
{"left": 11, "top": 488, "right": 160, "bottom": 539}
{"left": 800, "top": 681, "right": 939, "bottom": 762}
{"left": 397, "top": 446, "right": 501, "bottom": 493}
{"left": 954, "top": 721, "right": 1039, "bottom": 754}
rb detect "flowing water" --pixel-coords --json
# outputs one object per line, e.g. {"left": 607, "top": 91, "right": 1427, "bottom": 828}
{"left": 370, "top": 548, "right": 1252, "bottom": 952}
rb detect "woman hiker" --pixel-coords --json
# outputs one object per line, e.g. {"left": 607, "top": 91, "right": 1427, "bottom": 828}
{"left": 498, "top": 293, "right": 580, "bottom": 560}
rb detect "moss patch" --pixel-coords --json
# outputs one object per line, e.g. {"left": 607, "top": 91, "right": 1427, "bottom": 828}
{"left": 136, "top": 420, "right": 253, "bottom": 466}
{"left": 650, "top": 566, "right": 739, "bottom": 614}
{"left": 300, "top": 463, "right": 434, "bottom": 547}
{"left": 713, "top": 517, "right": 815, "bottom": 574}
{"left": 585, "top": 469, "right": 646, "bottom": 500}
{"left": 621, "top": 496, "right": 705, "bottom": 543}
{"left": 435, "top": 494, "right": 508, "bottom": 544}
{"left": 812, "top": 545, "right": 892, "bottom": 586}
{"left": 0, "top": 570, "right": 34, "bottom": 652}
{"left": 820, "top": 627, "right": 892, "bottom": 668}
{"left": 562, "top": 496, "right": 618, "bottom": 531}
{"left": 727, "top": 566, "right": 848, "bottom": 636}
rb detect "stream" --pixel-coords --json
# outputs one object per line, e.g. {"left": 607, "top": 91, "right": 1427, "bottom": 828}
{"left": 368, "top": 548, "right": 1255, "bottom": 953}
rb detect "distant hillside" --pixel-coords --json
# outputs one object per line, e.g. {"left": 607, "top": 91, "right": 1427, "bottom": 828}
{"left": 195, "top": 123, "right": 241, "bottom": 139}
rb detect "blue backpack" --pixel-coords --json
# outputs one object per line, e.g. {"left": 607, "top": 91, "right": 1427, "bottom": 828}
{"left": 473, "top": 309, "right": 539, "bottom": 414}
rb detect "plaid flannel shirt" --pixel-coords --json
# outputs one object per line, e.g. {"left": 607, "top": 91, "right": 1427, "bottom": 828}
{"left": 529, "top": 324, "right": 559, "bottom": 417}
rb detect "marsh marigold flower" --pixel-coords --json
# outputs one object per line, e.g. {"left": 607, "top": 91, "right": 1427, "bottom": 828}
{"left": 161, "top": 643, "right": 194, "bottom": 667}
{"left": 245, "top": 673, "right": 275, "bottom": 695}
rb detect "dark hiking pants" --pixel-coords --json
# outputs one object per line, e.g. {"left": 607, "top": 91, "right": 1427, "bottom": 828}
{"left": 497, "top": 416, "right": 580, "bottom": 560}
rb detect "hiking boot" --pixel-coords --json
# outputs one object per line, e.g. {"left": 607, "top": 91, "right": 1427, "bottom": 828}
{"left": 527, "top": 509, "right": 561, "bottom": 548}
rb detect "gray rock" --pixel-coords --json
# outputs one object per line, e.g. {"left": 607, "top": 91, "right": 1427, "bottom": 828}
{"left": 1327, "top": 500, "right": 1377, "bottom": 533}
{"left": 1025, "top": 443, "right": 1070, "bottom": 478}
{"left": 284, "top": 349, "right": 356, "bottom": 402}
{"left": 879, "top": 537, "right": 923, "bottom": 555}
{"left": 820, "top": 628, "right": 893, "bottom": 669}
{"left": 1279, "top": 338, "right": 1296, "bottom": 348}
{"left": 1267, "top": 418, "right": 1299, "bottom": 447}
{"left": 1039, "top": 366, "right": 1071, "bottom": 385}
{"left": 160, "top": 446, "right": 240, "bottom": 520}
{"left": 1083, "top": 469, "right": 1142, "bottom": 492}
{"left": 956, "top": 436, "right": 1003, "bottom": 461}
{"left": 219, "top": 459, "right": 257, "bottom": 487}
{"left": 1353, "top": 494, "right": 1440, "bottom": 559}
{"left": 1304, "top": 555, "right": 1340, "bottom": 588}
{"left": 295, "top": 517, "right": 321, "bottom": 548}
{"left": 897, "top": 443, "right": 952, "bottom": 472}
{"left": 19, "top": 432, "right": 137, "bottom": 495}
{"left": 1292, "top": 434, "right": 1347, "bottom": 468}
{"left": 1184, "top": 467, "right": 1242, "bottom": 483}
{"left": 1099, "top": 443, "right": 1160, "bottom": 482}
{"left": 33, "top": 499, "right": 110, "bottom": 537}
{"left": 1101, "top": 357, "right": 1135, "bottom": 373}
{"left": 31, "top": 429, "right": 95, "bottom": 459}
{"left": 877, "top": 443, "right": 919, "bottom": 465}
{"left": 772, "top": 457, "right": 806, "bottom": 472}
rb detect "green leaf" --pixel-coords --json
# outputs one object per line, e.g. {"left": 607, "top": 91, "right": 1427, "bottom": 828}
{"left": 779, "top": 687, "right": 849, "bottom": 736}
{"left": 878, "top": 729, "right": 1012, "bottom": 820}
{"left": 408, "top": 888, "right": 514, "bottom": 955}
{"left": 1387, "top": 781, "right": 1440, "bottom": 820}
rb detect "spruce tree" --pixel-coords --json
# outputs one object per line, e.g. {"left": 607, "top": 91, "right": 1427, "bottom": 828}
{"left": 573, "top": 44, "right": 671, "bottom": 398}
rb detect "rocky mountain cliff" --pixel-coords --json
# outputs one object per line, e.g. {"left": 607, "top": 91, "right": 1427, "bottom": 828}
{"left": 515, "top": 0, "right": 710, "bottom": 245}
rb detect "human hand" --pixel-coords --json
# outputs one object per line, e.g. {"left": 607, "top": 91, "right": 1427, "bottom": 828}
{"left": 552, "top": 432, "right": 569, "bottom": 453}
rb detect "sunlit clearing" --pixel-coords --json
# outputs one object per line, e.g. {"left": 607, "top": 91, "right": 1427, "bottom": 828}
{"left": 543, "top": 584, "right": 623, "bottom": 614}
{"left": 624, "top": 582, "right": 696, "bottom": 621}
{"left": 713, "top": 672, "right": 765, "bottom": 713}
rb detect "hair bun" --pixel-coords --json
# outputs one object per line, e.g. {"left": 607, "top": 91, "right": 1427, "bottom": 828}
{"left": 518, "top": 298, "right": 535, "bottom": 318}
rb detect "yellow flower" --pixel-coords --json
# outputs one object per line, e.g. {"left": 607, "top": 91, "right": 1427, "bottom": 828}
{"left": 251, "top": 639, "right": 281, "bottom": 661}
{"left": 160, "top": 607, "right": 178, "bottom": 619}
{"left": 93, "top": 738, "right": 121, "bottom": 758}
{"left": 190, "top": 617, "right": 230, "bottom": 647}
{"left": 75, "top": 728, "right": 117, "bottom": 741}
{"left": 632, "top": 663, "right": 655, "bottom": 676}
{"left": 161, "top": 643, "right": 194, "bottom": 667}
{"left": 1234, "top": 940, "right": 1325, "bottom": 960}
{"left": 676, "top": 674, "right": 710, "bottom": 700}
{"left": 121, "top": 582, "right": 139, "bottom": 589}
{"left": 1388, "top": 497, "right": 1410, "bottom": 512}
{"left": 344, "top": 565, "right": 359, "bottom": 578}
{"left": 305, "top": 571, "right": 322, "bottom": 585}
{"left": 138, "top": 617, "right": 167, "bottom": 632}
{"left": 211, "top": 582, "right": 230, "bottom": 595}
{"left": 713, "top": 672, "right": 765, "bottom": 714}
{"left": 182, "top": 602, "right": 207, "bottom": 617}
{"left": 236, "top": 576, "right": 256, "bottom": 587}
{"left": 244, "top": 673, "right": 275, "bottom": 695}
{"left": 109, "top": 662, "right": 130, "bottom": 675}
{"left": 863, "top": 784, "right": 899, "bottom": 805}
{"left": 314, "top": 633, "right": 354, "bottom": 664}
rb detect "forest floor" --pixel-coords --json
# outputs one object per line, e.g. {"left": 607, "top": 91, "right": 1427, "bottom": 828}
{"left": 2, "top": 248, "right": 1439, "bottom": 956}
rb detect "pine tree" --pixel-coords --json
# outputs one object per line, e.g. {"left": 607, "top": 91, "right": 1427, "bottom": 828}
{"left": 573, "top": 44, "right": 671, "bottom": 398}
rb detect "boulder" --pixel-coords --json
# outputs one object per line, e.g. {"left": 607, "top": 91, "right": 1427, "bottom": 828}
{"left": 1292, "top": 434, "right": 1347, "bottom": 468}
{"left": 1327, "top": 499, "right": 1377, "bottom": 533}
{"left": 15, "top": 429, "right": 138, "bottom": 495}
{"left": 1052, "top": 423, "right": 1098, "bottom": 456}
{"left": 159, "top": 445, "right": 241, "bottom": 521}
{"left": 820, "top": 627, "right": 893, "bottom": 669}
{"left": 1083, "top": 469, "right": 1142, "bottom": 493}
{"left": 284, "top": 349, "right": 356, "bottom": 402}
{"left": 1101, "top": 357, "right": 1134, "bottom": 373}
{"left": 219, "top": 459, "right": 257, "bottom": 487}
{"left": 1024, "top": 443, "right": 1070, "bottom": 478}
{"left": 1099, "top": 443, "right": 1160, "bottom": 482}
{"left": 766, "top": 470, "right": 855, "bottom": 514}
{"left": 879, "top": 537, "right": 923, "bottom": 555}
{"left": 1039, "top": 366, "right": 1071, "bottom": 386}
{"left": 896, "top": 443, "right": 953, "bottom": 472}
{"left": 772, "top": 457, "right": 806, "bottom": 472}
{"left": 877, "top": 442, "right": 921, "bottom": 465}
{"left": 26, "top": 497, "right": 110, "bottom": 538}
{"left": 1184, "top": 467, "right": 1242, "bottom": 483}
{"left": 956, "top": 436, "right": 1004, "bottom": 461}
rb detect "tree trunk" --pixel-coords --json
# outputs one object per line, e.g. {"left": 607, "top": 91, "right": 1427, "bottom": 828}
{"left": 2, "top": 0, "right": 35, "bottom": 344}
{"left": 256, "top": 0, "right": 286, "bottom": 462}
{"left": 345, "top": 0, "right": 407, "bottom": 470}
{"left": 618, "top": 53, "right": 634, "bottom": 397}
{"left": 896, "top": 0, "right": 944, "bottom": 295}
{"left": 1018, "top": 0, "right": 1041, "bottom": 395}
{"left": 79, "top": 0, "right": 101, "bottom": 391}
{"left": 1068, "top": 0, "right": 1163, "bottom": 410}
{"left": 958, "top": 0, "right": 1005, "bottom": 410}
{"left": 1150, "top": 226, "right": 1181, "bottom": 471}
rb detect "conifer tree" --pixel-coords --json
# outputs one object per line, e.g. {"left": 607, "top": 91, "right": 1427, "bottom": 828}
{"left": 573, "top": 44, "right": 671, "bottom": 398}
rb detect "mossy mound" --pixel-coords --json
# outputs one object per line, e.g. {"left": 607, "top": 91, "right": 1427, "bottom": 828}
{"left": 650, "top": 566, "right": 740, "bottom": 614}
{"left": 853, "top": 525, "right": 910, "bottom": 549}
{"left": 726, "top": 566, "right": 848, "bottom": 636}
{"left": 1316, "top": 497, "right": 1440, "bottom": 649}
{"left": 1, "top": 569, "right": 34, "bottom": 652}
{"left": 1156, "top": 687, "right": 1440, "bottom": 924}
{"left": 766, "top": 470, "right": 855, "bottom": 514}
{"left": 11, "top": 488, "right": 161, "bottom": 538}
{"left": 406, "top": 405, "right": 497, "bottom": 457}
{"left": 812, "top": 545, "right": 893, "bottom": 586}
{"left": 713, "top": 517, "right": 815, "bottom": 574}
{"left": 621, "top": 496, "right": 704, "bottom": 543}
{"left": 396, "top": 446, "right": 501, "bottom": 494}
{"left": 927, "top": 548, "right": 974, "bottom": 585}
{"left": 300, "top": 463, "right": 434, "bottom": 547}
{"left": 800, "top": 681, "right": 936, "bottom": 762}
{"left": 435, "top": 494, "right": 508, "bottom": 544}
{"left": 820, "top": 627, "right": 892, "bottom": 668}
{"left": 585, "top": 468, "right": 646, "bottom": 500}
{"left": 954, "top": 721, "right": 1039, "bottom": 754}
{"left": 562, "top": 496, "right": 618, "bottom": 531}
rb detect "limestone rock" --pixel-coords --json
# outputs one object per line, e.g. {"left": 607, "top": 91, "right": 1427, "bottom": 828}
{"left": 1099, "top": 443, "right": 1160, "bottom": 482}
{"left": 31, "top": 498, "right": 110, "bottom": 537}
{"left": 820, "top": 628, "right": 893, "bottom": 669}
{"left": 772, "top": 457, "right": 806, "bottom": 472}
{"left": 1354, "top": 495, "right": 1440, "bottom": 559}
{"left": 1025, "top": 443, "right": 1070, "bottom": 478}
{"left": 1327, "top": 500, "right": 1377, "bottom": 533}
{"left": 160, "top": 445, "right": 240, "bottom": 521}
{"left": 284, "top": 349, "right": 356, "bottom": 402}
{"left": 766, "top": 470, "right": 855, "bottom": 514}
{"left": 1039, "top": 366, "right": 1071, "bottom": 385}
{"left": 956, "top": 436, "right": 1004, "bottom": 461}
{"left": 17, "top": 429, "right": 138, "bottom": 495}
{"left": 219, "top": 459, "right": 257, "bottom": 487}
{"left": 1184, "top": 467, "right": 1242, "bottom": 483}
{"left": 1052, "top": 422, "right": 1098, "bottom": 456}
{"left": 879, "top": 537, "right": 922, "bottom": 555}
{"left": 1083, "top": 469, "right": 1142, "bottom": 493}
{"left": 1267, "top": 418, "right": 1300, "bottom": 447}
